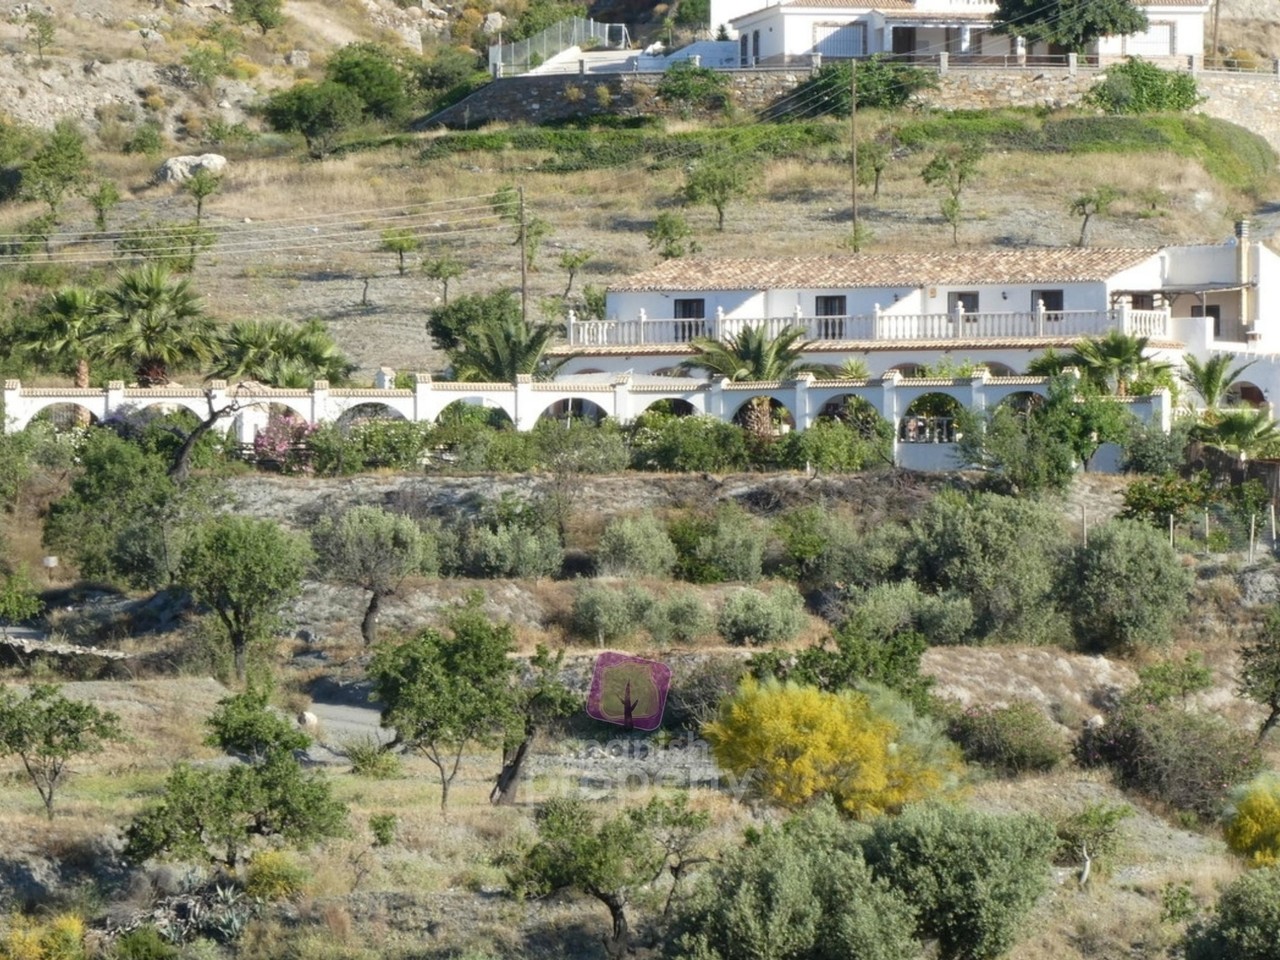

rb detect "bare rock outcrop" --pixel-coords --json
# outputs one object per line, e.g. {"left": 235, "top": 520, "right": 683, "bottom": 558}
{"left": 154, "top": 153, "right": 227, "bottom": 184}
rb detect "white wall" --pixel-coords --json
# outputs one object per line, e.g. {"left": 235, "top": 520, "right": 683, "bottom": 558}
{"left": 1096, "top": 8, "right": 1205, "bottom": 57}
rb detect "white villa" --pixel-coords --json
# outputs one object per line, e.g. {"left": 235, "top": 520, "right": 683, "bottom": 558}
{"left": 556, "top": 224, "right": 1280, "bottom": 406}
{"left": 711, "top": 0, "right": 1210, "bottom": 65}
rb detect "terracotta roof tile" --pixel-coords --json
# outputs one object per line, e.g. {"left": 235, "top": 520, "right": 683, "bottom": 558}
{"left": 608, "top": 249, "right": 1158, "bottom": 293}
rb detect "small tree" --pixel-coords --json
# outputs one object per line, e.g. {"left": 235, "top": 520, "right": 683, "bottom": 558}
{"left": 205, "top": 681, "right": 310, "bottom": 761}
{"left": 124, "top": 750, "right": 347, "bottom": 868}
{"left": 380, "top": 227, "right": 420, "bottom": 276}
{"left": 368, "top": 603, "right": 520, "bottom": 813}
{"left": 179, "top": 516, "right": 311, "bottom": 680}
{"left": 1061, "top": 519, "right": 1191, "bottom": 652}
{"left": 311, "top": 506, "right": 435, "bottom": 646}
{"left": 21, "top": 119, "right": 90, "bottom": 220}
{"left": 0, "top": 684, "right": 124, "bottom": 819}
{"left": 428, "top": 288, "right": 520, "bottom": 352}
{"left": 921, "top": 143, "right": 983, "bottom": 245}
{"left": 1239, "top": 606, "right": 1280, "bottom": 742}
{"left": 683, "top": 158, "right": 749, "bottom": 231}
{"left": 423, "top": 254, "right": 464, "bottom": 305}
{"left": 860, "top": 804, "right": 1057, "bottom": 960}
{"left": 645, "top": 211, "right": 700, "bottom": 260}
{"left": 84, "top": 180, "right": 121, "bottom": 232}
{"left": 1070, "top": 186, "right": 1117, "bottom": 246}
{"left": 596, "top": 514, "right": 678, "bottom": 578}
{"left": 703, "top": 677, "right": 961, "bottom": 817}
{"left": 185, "top": 168, "right": 221, "bottom": 226}
{"left": 232, "top": 0, "right": 285, "bottom": 34}
{"left": 992, "top": 0, "right": 1148, "bottom": 53}
{"left": 0, "top": 566, "right": 43, "bottom": 638}
{"left": 24, "top": 11, "right": 56, "bottom": 65}
{"left": 558, "top": 249, "right": 592, "bottom": 299}
{"left": 263, "top": 81, "right": 364, "bottom": 159}
{"left": 857, "top": 138, "right": 892, "bottom": 198}
{"left": 511, "top": 796, "right": 709, "bottom": 958}
{"left": 491, "top": 644, "right": 578, "bottom": 805}
{"left": 1185, "top": 866, "right": 1280, "bottom": 960}
{"left": 1224, "top": 773, "right": 1280, "bottom": 867}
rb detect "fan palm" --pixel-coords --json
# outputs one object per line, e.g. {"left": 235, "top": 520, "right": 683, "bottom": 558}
{"left": 1025, "top": 348, "right": 1072, "bottom": 378}
{"left": 680, "top": 325, "right": 830, "bottom": 437}
{"left": 1068, "top": 331, "right": 1169, "bottom": 397}
{"left": 1203, "top": 409, "right": 1280, "bottom": 460}
{"left": 26, "top": 286, "right": 104, "bottom": 388}
{"left": 214, "top": 318, "right": 355, "bottom": 387}
{"left": 448, "top": 313, "right": 567, "bottom": 382}
{"left": 678, "top": 325, "right": 828, "bottom": 382}
{"left": 1180, "top": 354, "right": 1255, "bottom": 412}
{"left": 100, "top": 266, "right": 215, "bottom": 386}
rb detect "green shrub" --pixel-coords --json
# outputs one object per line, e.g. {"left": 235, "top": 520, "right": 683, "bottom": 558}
{"left": 946, "top": 699, "right": 1067, "bottom": 775}
{"left": 596, "top": 514, "right": 678, "bottom": 577}
{"left": 717, "top": 585, "right": 806, "bottom": 646}
{"left": 669, "top": 504, "right": 766, "bottom": 583}
{"left": 532, "top": 418, "right": 629, "bottom": 474}
{"left": 245, "top": 850, "right": 308, "bottom": 901}
{"left": 656, "top": 61, "right": 729, "bottom": 112}
{"left": 773, "top": 417, "right": 891, "bottom": 472}
{"left": 644, "top": 590, "right": 713, "bottom": 646}
{"left": 664, "top": 655, "right": 745, "bottom": 730}
{"left": 1053, "top": 802, "right": 1133, "bottom": 875}
{"left": 842, "top": 580, "right": 973, "bottom": 648}
{"left": 861, "top": 804, "right": 1057, "bottom": 960}
{"left": 569, "top": 582, "right": 654, "bottom": 644}
{"left": 1078, "top": 700, "right": 1263, "bottom": 819}
{"left": 630, "top": 413, "right": 749, "bottom": 473}
{"left": 1185, "top": 866, "right": 1280, "bottom": 960}
{"left": 784, "top": 56, "right": 937, "bottom": 118}
{"left": 1087, "top": 57, "right": 1203, "bottom": 114}
{"left": 113, "top": 926, "right": 178, "bottom": 960}
{"left": 1061, "top": 519, "right": 1192, "bottom": 651}
{"left": 907, "top": 491, "right": 1068, "bottom": 645}
{"left": 1123, "top": 418, "right": 1192, "bottom": 474}
{"left": 454, "top": 522, "right": 562, "bottom": 578}
{"left": 369, "top": 812, "right": 397, "bottom": 847}
{"left": 344, "top": 736, "right": 402, "bottom": 779}
{"left": 205, "top": 684, "right": 310, "bottom": 759}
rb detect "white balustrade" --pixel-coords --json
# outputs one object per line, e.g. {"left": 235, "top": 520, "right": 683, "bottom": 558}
{"left": 567, "top": 308, "right": 1169, "bottom": 347}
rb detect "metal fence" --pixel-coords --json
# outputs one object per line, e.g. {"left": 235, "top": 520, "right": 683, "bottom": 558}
{"left": 489, "top": 18, "right": 630, "bottom": 76}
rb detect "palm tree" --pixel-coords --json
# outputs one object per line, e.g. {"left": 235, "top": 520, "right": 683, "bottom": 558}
{"left": 1205, "top": 409, "right": 1280, "bottom": 460}
{"left": 100, "top": 266, "right": 215, "bottom": 386}
{"left": 1180, "top": 354, "right": 1255, "bottom": 412}
{"left": 1026, "top": 348, "right": 1072, "bottom": 378}
{"left": 680, "top": 325, "right": 829, "bottom": 437}
{"left": 679, "top": 325, "right": 827, "bottom": 382}
{"left": 26, "top": 286, "right": 104, "bottom": 388}
{"left": 1068, "top": 331, "right": 1170, "bottom": 397}
{"left": 214, "top": 319, "right": 354, "bottom": 387}
{"left": 447, "top": 313, "right": 567, "bottom": 382}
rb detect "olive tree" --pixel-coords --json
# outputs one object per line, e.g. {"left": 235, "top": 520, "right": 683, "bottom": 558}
{"left": 311, "top": 506, "right": 436, "bottom": 646}
{"left": 179, "top": 516, "right": 311, "bottom": 680}
{"left": 0, "top": 684, "right": 124, "bottom": 819}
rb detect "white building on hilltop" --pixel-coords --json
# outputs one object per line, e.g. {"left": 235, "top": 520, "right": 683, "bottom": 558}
{"left": 710, "top": 0, "right": 1209, "bottom": 64}
{"left": 553, "top": 225, "right": 1280, "bottom": 408}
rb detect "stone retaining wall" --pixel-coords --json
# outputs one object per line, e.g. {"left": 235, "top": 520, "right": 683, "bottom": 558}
{"left": 423, "top": 66, "right": 1280, "bottom": 153}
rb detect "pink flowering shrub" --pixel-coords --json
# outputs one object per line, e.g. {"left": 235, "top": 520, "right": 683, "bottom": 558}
{"left": 253, "top": 412, "right": 317, "bottom": 474}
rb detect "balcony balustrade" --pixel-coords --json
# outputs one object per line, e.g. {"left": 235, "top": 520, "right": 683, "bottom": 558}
{"left": 567, "top": 303, "right": 1171, "bottom": 347}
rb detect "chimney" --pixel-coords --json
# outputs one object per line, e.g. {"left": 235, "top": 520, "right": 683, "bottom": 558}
{"left": 1237, "top": 219, "right": 1252, "bottom": 331}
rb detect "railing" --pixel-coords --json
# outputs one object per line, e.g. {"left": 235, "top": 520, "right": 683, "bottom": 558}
{"left": 488, "top": 17, "right": 629, "bottom": 76}
{"left": 899, "top": 416, "right": 958, "bottom": 444}
{"left": 568, "top": 306, "right": 1170, "bottom": 347}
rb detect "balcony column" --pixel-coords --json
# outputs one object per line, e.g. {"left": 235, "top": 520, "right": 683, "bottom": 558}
{"left": 878, "top": 369, "right": 901, "bottom": 466}
{"left": 1036, "top": 299, "right": 1045, "bottom": 337}
{"left": 566, "top": 308, "right": 577, "bottom": 345}
{"left": 1117, "top": 297, "right": 1131, "bottom": 335}
{"left": 960, "top": 25, "right": 972, "bottom": 54}
{"left": 612, "top": 374, "right": 634, "bottom": 423}
{"left": 873, "top": 303, "right": 882, "bottom": 340}
{"left": 954, "top": 302, "right": 964, "bottom": 337}
{"left": 638, "top": 308, "right": 647, "bottom": 345}
{"left": 715, "top": 306, "right": 726, "bottom": 340}
{"left": 792, "top": 373, "right": 814, "bottom": 432}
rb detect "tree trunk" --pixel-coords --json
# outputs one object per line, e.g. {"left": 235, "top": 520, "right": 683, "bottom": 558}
{"left": 439, "top": 775, "right": 450, "bottom": 815}
{"left": 598, "top": 893, "right": 630, "bottom": 959}
{"left": 233, "top": 639, "right": 247, "bottom": 683}
{"left": 491, "top": 737, "right": 531, "bottom": 805}
{"left": 74, "top": 358, "right": 90, "bottom": 390}
{"left": 1258, "top": 704, "right": 1280, "bottom": 743}
{"left": 361, "top": 591, "right": 381, "bottom": 646}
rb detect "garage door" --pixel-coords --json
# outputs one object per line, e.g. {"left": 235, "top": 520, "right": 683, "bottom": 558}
{"left": 1126, "top": 23, "right": 1173, "bottom": 56}
{"left": 814, "top": 22, "right": 864, "bottom": 58}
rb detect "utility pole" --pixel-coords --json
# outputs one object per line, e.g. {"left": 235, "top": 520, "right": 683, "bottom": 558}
{"left": 518, "top": 184, "right": 528, "bottom": 325}
{"left": 850, "top": 59, "right": 858, "bottom": 249}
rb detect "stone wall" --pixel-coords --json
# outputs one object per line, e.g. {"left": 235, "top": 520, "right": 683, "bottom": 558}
{"left": 1196, "top": 72, "right": 1280, "bottom": 151}
{"left": 424, "top": 65, "right": 1280, "bottom": 154}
